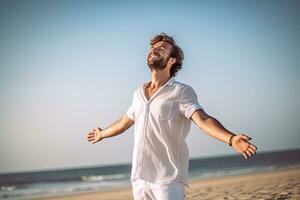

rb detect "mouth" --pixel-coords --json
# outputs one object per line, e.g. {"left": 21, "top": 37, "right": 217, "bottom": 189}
{"left": 149, "top": 52, "right": 161, "bottom": 59}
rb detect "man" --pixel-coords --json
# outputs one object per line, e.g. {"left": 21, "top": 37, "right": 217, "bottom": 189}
{"left": 87, "top": 33, "right": 258, "bottom": 200}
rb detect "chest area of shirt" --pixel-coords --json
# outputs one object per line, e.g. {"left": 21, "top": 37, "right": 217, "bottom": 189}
{"left": 145, "top": 86, "right": 160, "bottom": 101}
{"left": 137, "top": 87, "right": 181, "bottom": 120}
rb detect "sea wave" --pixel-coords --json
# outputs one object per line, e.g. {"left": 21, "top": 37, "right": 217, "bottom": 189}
{"left": 81, "top": 173, "right": 129, "bottom": 182}
{"left": 0, "top": 186, "right": 16, "bottom": 191}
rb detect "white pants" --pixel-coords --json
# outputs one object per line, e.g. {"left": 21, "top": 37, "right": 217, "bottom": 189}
{"left": 131, "top": 179, "right": 186, "bottom": 200}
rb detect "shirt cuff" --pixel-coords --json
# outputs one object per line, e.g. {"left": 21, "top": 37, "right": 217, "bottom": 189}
{"left": 186, "top": 104, "right": 203, "bottom": 119}
{"left": 126, "top": 111, "right": 135, "bottom": 121}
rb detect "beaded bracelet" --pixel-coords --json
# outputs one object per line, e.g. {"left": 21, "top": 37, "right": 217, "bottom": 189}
{"left": 229, "top": 135, "right": 236, "bottom": 146}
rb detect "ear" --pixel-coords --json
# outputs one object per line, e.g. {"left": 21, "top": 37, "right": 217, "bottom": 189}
{"left": 169, "top": 57, "right": 176, "bottom": 65}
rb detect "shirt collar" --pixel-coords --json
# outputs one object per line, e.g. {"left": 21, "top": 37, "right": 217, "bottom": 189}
{"left": 144, "top": 76, "right": 175, "bottom": 87}
{"left": 166, "top": 76, "right": 175, "bottom": 85}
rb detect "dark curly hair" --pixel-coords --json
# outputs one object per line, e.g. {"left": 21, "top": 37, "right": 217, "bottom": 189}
{"left": 150, "top": 33, "right": 184, "bottom": 77}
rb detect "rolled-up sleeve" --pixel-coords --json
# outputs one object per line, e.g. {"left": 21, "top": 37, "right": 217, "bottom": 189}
{"left": 126, "top": 90, "right": 137, "bottom": 121}
{"left": 179, "top": 86, "right": 203, "bottom": 119}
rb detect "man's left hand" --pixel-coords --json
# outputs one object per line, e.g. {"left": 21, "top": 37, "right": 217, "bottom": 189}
{"left": 231, "top": 134, "right": 257, "bottom": 159}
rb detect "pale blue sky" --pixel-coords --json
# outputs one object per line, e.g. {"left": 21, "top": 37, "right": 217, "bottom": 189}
{"left": 0, "top": 0, "right": 299, "bottom": 173}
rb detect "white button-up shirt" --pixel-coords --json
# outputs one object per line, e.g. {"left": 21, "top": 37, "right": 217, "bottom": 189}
{"left": 126, "top": 77, "right": 203, "bottom": 186}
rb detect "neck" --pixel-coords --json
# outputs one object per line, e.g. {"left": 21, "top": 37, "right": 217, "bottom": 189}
{"left": 148, "top": 70, "right": 171, "bottom": 89}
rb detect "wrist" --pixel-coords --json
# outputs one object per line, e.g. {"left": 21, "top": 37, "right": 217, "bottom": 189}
{"left": 228, "top": 134, "right": 236, "bottom": 146}
{"left": 98, "top": 128, "right": 106, "bottom": 140}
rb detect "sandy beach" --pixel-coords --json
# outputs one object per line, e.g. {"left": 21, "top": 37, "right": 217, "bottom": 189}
{"left": 42, "top": 167, "right": 300, "bottom": 200}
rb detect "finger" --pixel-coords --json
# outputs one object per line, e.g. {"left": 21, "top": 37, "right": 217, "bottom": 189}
{"left": 241, "top": 134, "right": 251, "bottom": 140}
{"left": 248, "top": 148, "right": 256, "bottom": 155}
{"left": 249, "top": 147, "right": 257, "bottom": 154}
{"left": 87, "top": 133, "right": 94, "bottom": 138}
{"left": 94, "top": 127, "right": 102, "bottom": 131}
{"left": 245, "top": 150, "right": 252, "bottom": 157}
{"left": 242, "top": 151, "right": 248, "bottom": 159}
{"left": 88, "top": 134, "right": 95, "bottom": 139}
{"left": 87, "top": 136, "right": 95, "bottom": 140}
{"left": 88, "top": 137, "right": 95, "bottom": 141}
{"left": 250, "top": 144, "right": 257, "bottom": 150}
{"left": 88, "top": 132, "right": 95, "bottom": 136}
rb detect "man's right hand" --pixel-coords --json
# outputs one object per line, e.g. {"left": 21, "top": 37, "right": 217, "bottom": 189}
{"left": 86, "top": 115, "right": 134, "bottom": 144}
{"left": 87, "top": 127, "right": 103, "bottom": 144}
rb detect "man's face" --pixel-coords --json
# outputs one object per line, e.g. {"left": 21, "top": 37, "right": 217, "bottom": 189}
{"left": 147, "top": 41, "right": 173, "bottom": 71}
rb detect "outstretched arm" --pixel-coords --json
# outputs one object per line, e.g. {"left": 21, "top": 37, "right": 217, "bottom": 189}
{"left": 190, "top": 109, "right": 257, "bottom": 159}
{"left": 87, "top": 115, "right": 134, "bottom": 144}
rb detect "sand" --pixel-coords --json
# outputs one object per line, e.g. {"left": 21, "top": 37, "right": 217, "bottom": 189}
{"left": 42, "top": 167, "right": 300, "bottom": 200}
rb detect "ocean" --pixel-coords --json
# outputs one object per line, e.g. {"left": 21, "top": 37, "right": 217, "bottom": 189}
{"left": 1, "top": 148, "right": 299, "bottom": 200}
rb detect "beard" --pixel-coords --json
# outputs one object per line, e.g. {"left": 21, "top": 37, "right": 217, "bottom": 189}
{"left": 147, "top": 51, "right": 170, "bottom": 71}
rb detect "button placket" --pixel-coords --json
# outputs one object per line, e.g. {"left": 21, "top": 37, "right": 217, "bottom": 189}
{"left": 137, "top": 103, "right": 150, "bottom": 176}
{"left": 135, "top": 78, "right": 174, "bottom": 177}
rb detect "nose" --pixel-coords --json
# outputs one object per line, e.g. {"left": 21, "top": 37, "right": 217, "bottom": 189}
{"left": 152, "top": 48, "right": 160, "bottom": 55}
{"left": 149, "top": 50, "right": 156, "bottom": 56}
